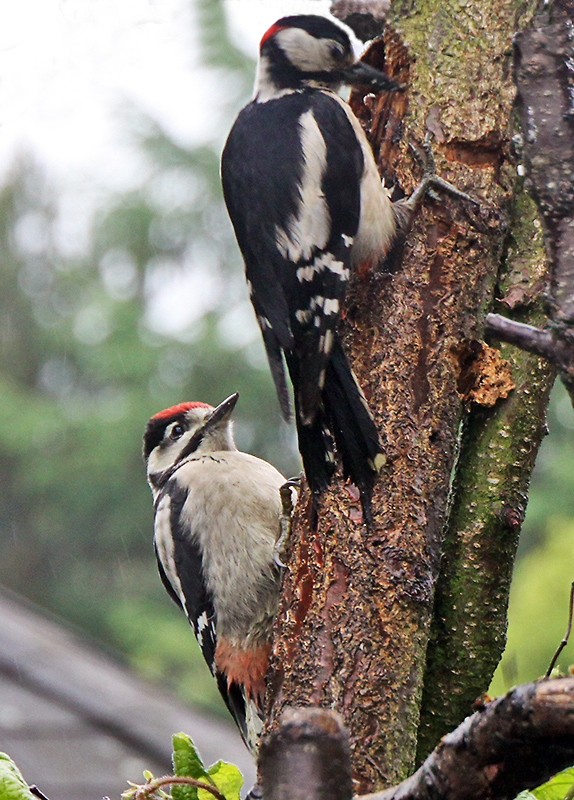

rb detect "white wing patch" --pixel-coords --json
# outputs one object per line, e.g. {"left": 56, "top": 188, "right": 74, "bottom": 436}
{"left": 197, "top": 610, "right": 210, "bottom": 634}
{"left": 319, "top": 329, "right": 334, "bottom": 355}
{"left": 257, "top": 314, "right": 272, "bottom": 330}
{"left": 295, "top": 309, "right": 313, "bottom": 323}
{"left": 328, "top": 92, "right": 396, "bottom": 266}
{"left": 244, "top": 697, "right": 264, "bottom": 754}
{"left": 276, "top": 109, "right": 329, "bottom": 262}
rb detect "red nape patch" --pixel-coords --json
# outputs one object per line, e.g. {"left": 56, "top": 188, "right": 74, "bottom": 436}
{"left": 260, "top": 22, "right": 286, "bottom": 46}
{"left": 151, "top": 401, "right": 213, "bottom": 420}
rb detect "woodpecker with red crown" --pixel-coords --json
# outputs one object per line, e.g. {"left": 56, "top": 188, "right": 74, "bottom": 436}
{"left": 221, "top": 15, "right": 476, "bottom": 517}
{"left": 143, "top": 393, "right": 291, "bottom": 753}
{"left": 221, "top": 14, "right": 400, "bottom": 514}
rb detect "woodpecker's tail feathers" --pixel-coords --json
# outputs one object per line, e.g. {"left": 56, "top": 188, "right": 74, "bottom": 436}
{"left": 292, "top": 337, "right": 383, "bottom": 518}
{"left": 260, "top": 324, "right": 292, "bottom": 422}
{"left": 293, "top": 402, "right": 337, "bottom": 495}
{"left": 216, "top": 672, "right": 263, "bottom": 755}
{"left": 295, "top": 324, "right": 337, "bottom": 426}
{"left": 323, "top": 338, "right": 384, "bottom": 498}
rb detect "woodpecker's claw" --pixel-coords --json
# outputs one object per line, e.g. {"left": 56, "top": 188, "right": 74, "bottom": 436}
{"left": 274, "top": 478, "right": 301, "bottom": 567}
{"left": 405, "top": 133, "right": 481, "bottom": 212}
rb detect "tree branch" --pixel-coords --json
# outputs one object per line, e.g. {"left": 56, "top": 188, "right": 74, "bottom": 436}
{"left": 365, "top": 678, "right": 574, "bottom": 800}
{"left": 259, "top": 708, "right": 353, "bottom": 800}
{"left": 485, "top": 314, "right": 574, "bottom": 372}
{"left": 514, "top": 0, "right": 574, "bottom": 324}
{"left": 417, "top": 331, "right": 554, "bottom": 760}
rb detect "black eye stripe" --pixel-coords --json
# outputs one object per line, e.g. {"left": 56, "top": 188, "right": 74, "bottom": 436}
{"left": 143, "top": 413, "right": 188, "bottom": 460}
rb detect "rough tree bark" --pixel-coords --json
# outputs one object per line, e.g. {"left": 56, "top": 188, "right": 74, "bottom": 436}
{"left": 484, "top": 0, "right": 574, "bottom": 402}
{"left": 265, "top": 0, "right": 557, "bottom": 793}
{"left": 260, "top": 680, "right": 574, "bottom": 800}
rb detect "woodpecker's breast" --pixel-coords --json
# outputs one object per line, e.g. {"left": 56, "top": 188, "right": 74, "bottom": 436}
{"left": 173, "top": 451, "right": 285, "bottom": 644}
{"left": 326, "top": 91, "right": 396, "bottom": 268}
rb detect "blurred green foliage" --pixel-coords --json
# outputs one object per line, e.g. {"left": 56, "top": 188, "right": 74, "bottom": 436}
{"left": 0, "top": 0, "right": 298, "bottom": 717}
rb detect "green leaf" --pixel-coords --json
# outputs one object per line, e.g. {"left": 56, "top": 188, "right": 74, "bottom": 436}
{"left": 172, "top": 733, "right": 211, "bottom": 800}
{"left": 0, "top": 753, "right": 37, "bottom": 800}
{"left": 199, "top": 761, "right": 243, "bottom": 800}
{"left": 521, "top": 766, "right": 574, "bottom": 800}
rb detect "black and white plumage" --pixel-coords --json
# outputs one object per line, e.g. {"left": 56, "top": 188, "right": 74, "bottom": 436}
{"left": 143, "top": 393, "right": 287, "bottom": 753}
{"left": 221, "top": 15, "right": 399, "bottom": 509}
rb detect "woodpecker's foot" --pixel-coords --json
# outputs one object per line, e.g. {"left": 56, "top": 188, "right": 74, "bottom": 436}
{"left": 393, "top": 133, "right": 480, "bottom": 229}
{"left": 274, "top": 478, "right": 301, "bottom": 567}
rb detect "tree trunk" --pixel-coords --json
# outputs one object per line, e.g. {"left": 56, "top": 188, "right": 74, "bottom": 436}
{"left": 266, "top": 0, "right": 554, "bottom": 792}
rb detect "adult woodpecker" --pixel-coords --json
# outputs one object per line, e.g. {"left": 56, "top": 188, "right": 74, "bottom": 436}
{"left": 143, "top": 393, "right": 290, "bottom": 753}
{"left": 221, "top": 14, "right": 402, "bottom": 510}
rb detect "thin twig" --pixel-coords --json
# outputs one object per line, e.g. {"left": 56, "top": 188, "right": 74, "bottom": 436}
{"left": 134, "top": 776, "right": 226, "bottom": 800}
{"left": 545, "top": 581, "right": 574, "bottom": 678}
{"left": 29, "top": 786, "right": 50, "bottom": 800}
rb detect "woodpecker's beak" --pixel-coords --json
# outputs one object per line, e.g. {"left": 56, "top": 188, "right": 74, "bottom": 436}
{"left": 205, "top": 393, "right": 239, "bottom": 430}
{"left": 343, "top": 61, "right": 404, "bottom": 93}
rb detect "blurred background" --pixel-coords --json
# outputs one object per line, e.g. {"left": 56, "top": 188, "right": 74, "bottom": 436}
{"left": 0, "top": 0, "right": 573, "bottom": 783}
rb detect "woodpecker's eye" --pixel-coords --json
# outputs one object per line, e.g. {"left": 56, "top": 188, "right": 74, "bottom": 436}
{"left": 329, "top": 43, "right": 345, "bottom": 61}
{"left": 169, "top": 423, "right": 185, "bottom": 440}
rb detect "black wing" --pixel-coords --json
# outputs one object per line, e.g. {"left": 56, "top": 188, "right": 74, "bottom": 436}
{"left": 221, "top": 90, "right": 364, "bottom": 423}
{"left": 154, "top": 479, "right": 253, "bottom": 747}
{"left": 153, "top": 480, "right": 217, "bottom": 672}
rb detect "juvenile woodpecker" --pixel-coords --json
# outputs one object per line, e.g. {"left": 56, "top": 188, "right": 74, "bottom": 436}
{"left": 143, "top": 393, "right": 288, "bottom": 753}
{"left": 221, "top": 14, "right": 400, "bottom": 509}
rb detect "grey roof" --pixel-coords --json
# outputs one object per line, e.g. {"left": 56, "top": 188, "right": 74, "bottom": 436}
{"left": 0, "top": 589, "right": 256, "bottom": 800}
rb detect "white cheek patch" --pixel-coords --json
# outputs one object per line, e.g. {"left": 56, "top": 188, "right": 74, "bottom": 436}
{"left": 275, "top": 27, "right": 336, "bottom": 73}
{"left": 255, "top": 54, "right": 298, "bottom": 102}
